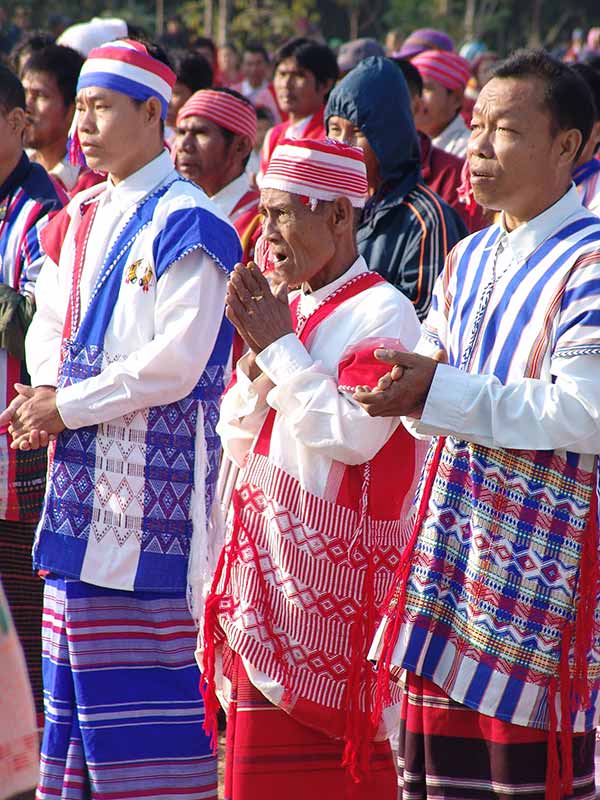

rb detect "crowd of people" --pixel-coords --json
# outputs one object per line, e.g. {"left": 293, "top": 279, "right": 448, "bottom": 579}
{"left": 1, "top": 10, "right": 600, "bottom": 800}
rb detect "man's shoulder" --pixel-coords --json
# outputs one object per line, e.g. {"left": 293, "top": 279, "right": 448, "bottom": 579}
{"left": 22, "top": 160, "right": 65, "bottom": 211}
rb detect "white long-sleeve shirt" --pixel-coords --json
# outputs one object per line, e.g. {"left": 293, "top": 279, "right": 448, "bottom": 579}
{"left": 27, "top": 151, "right": 227, "bottom": 429}
{"left": 407, "top": 185, "right": 600, "bottom": 455}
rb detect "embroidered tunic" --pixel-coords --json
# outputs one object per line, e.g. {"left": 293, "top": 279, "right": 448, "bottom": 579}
{"left": 205, "top": 258, "right": 425, "bottom": 744}
{"left": 371, "top": 186, "right": 600, "bottom": 732}
{"left": 26, "top": 151, "right": 241, "bottom": 596}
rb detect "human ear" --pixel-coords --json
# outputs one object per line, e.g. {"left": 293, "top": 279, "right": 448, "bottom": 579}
{"left": 332, "top": 196, "right": 353, "bottom": 233}
{"left": 559, "top": 127, "right": 583, "bottom": 166}
{"left": 145, "top": 96, "right": 163, "bottom": 128}
{"left": 7, "top": 107, "right": 26, "bottom": 136}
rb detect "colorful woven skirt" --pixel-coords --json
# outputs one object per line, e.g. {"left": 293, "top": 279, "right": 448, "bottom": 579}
{"left": 0, "top": 518, "right": 44, "bottom": 722}
{"left": 223, "top": 646, "right": 397, "bottom": 799}
{"left": 399, "top": 672, "right": 596, "bottom": 799}
{"left": 37, "top": 577, "right": 217, "bottom": 800}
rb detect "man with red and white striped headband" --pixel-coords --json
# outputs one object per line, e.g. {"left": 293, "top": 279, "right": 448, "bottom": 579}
{"left": 412, "top": 49, "right": 472, "bottom": 157}
{"left": 199, "top": 137, "right": 425, "bottom": 798}
{"left": 174, "top": 88, "right": 262, "bottom": 263}
{"left": 0, "top": 38, "right": 241, "bottom": 800}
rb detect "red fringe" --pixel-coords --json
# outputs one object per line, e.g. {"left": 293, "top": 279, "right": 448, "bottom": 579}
{"left": 372, "top": 437, "right": 446, "bottom": 728}
{"left": 545, "top": 476, "right": 598, "bottom": 799}
{"left": 199, "top": 494, "right": 242, "bottom": 751}
{"left": 341, "top": 465, "right": 377, "bottom": 783}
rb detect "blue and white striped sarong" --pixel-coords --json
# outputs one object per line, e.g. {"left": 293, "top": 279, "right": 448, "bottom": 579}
{"left": 37, "top": 577, "right": 217, "bottom": 800}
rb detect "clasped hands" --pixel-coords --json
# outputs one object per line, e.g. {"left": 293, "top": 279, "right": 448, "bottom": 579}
{"left": 225, "top": 261, "right": 293, "bottom": 356}
{"left": 0, "top": 384, "right": 65, "bottom": 450}
{"left": 353, "top": 349, "right": 446, "bottom": 418}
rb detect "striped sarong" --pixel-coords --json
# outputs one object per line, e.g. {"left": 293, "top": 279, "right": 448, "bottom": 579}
{"left": 222, "top": 645, "right": 397, "bottom": 799}
{"left": 399, "top": 673, "right": 596, "bottom": 799}
{"left": 37, "top": 577, "right": 217, "bottom": 800}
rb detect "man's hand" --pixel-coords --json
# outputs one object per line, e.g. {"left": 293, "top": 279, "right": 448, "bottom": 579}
{"left": 0, "top": 385, "right": 33, "bottom": 429}
{"left": 353, "top": 350, "right": 440, "bottom": 418}
{"left": 10, "top": 385, "right": 65, "bottom": 450}
{"left": 226, "top": 261, "right": 293, "bottom": 354}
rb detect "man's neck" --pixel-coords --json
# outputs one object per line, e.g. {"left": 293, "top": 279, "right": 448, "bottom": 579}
{"left": 431, "top": 112, "right": 459, "bottom": 140}
{"left": 503, "top": 183, "right": 572, "bottom": 232}
{"left": 206, "top": 167, "right": 245, "bottom": 198}
{"left": 110, "top": 144, "right": 164, "bottom": 185}
{"left": 0, "top": 149, "right": 23, "bottom": 188}
{"left": 306, "top": 246, "right": 359, "bottom": 292}
{"left": 35, "top": 141, "right": 67, "bottom": 173}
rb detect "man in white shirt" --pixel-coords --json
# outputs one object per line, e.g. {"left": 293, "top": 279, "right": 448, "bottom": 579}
{"left": 235, "top": 42, "right": 271, "bottom": 104}
{"left": 358, "top": 49, "right": 600, "bottom": 799}
{"left": 200, "top": 137, "right": 424, "bottom": 798}
{"left": 1, "top": 38, "right": 240, "bottom": 800}
{"left": 174, "top": 87, "right": 261, "bottom": 263}
{"left": 412, "top": 48, "right": 472, "bottom": 157}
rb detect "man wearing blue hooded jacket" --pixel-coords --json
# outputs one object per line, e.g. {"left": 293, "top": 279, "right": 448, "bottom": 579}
{"left": 326, "top": 56, "right": 467, "bottom": 320}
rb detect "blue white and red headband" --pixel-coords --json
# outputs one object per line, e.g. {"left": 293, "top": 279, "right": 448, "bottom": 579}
{"left": 69, "top": 39, "right": 176, "bottom": 166}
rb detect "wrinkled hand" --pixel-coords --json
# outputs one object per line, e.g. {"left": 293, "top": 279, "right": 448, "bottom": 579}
{"left": 226, "top": 261, "right": 293, "bottom": 353}
{"left": 9, "top": 384, "right": 64, "bottom": 450}
{"left": 353, "top": 349, "right": 442, "bottom": 418}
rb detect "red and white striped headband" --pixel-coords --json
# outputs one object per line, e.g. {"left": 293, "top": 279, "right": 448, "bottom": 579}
{"left": 262, "top": 138, "right": 368, "bottom": 208}
{"left": 176, "top": 89, "right": 257, "bottom": 144}
{"left": 412, "top": 49, "right": 471, "bottom": 91}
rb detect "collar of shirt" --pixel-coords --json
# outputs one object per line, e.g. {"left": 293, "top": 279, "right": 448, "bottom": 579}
{"left": 0, "top": 152, "right": 30, "bottom": 202}
{"left": 211, "top": 171, "right": 252, "bottom": 219}
{"left": 434, "top": 113, "right": 469, "bottom": 149}
{"left": 50, "top": 157, "right": 81, "bottom": 193}
{"left": 499, "top": 183, "right": 584, "bottom": 267}
{"left": 101, "top": 149, "right": 176, "bottom": 215}
{"left": 297, "top": 256, "right": 368, "bottom": 317}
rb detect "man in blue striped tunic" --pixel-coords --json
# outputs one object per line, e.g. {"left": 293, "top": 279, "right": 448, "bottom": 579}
{"left": 358, "top": 49, "right": 600, "bottom": 799}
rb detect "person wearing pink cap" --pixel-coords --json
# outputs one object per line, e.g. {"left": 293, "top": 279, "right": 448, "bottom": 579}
{"left": 199, "top": 137, "right": 424, "bottom": 799}
{"left": 174, "top": 87, "right": 262, "bottom": 264}
{"left": 0, "top": 38, "right": 242, "bottom": 800}
{"left": 412, "top": 49, "right": 472, "bottom": 157}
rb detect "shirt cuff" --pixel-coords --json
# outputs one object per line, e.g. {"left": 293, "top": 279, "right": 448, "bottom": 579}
{"left": 256, "top": 333, "right": 313, "bottom": 385}
{"left": 55, "top": 383, "right": 89, "bottom": 430}
{"left": 31, "top": 361, "right": 60, "bottom": 390}
{"left": 420, "top": 363, "right": 476, "bottom": 431}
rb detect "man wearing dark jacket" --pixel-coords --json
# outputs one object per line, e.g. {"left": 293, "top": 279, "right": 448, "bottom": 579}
{"left": 326, "top": 56, "right": 467, "bottom": 320}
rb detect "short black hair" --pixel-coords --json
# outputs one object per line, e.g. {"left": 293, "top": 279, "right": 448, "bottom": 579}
{"left": 22, "top": 44, "right": 83, "bottom": 107}
{"left": 209, "top": 87, "right": 255, "bottom": 168}
{"left": 171, "top": 49, "right": 213, "bottom": 92}
{"left": 571, "top": 62, "right": 600, "bottom": 121}
{"left": 128, "top": 36, "right": 173, "bottom": 71}
{"left": 256, "top": 105, "right": 274, "bottom": 124}
{"left": 0, "top": 63, "right": 25, "bottom": 112}
{"left": 274, "top": 37, "right": 338, "bottom": 87}
{"left": 10, "top": 30, "right": 55, "bottom": 75}
{"left": 244, "top": 42, "right": 269, "bottom": 63}
{"left": 193, "top": 37, "right": 217, "bottom": 59}
{"left": 393, "top": 57, "right": 423, "bottom": 98}
{"left": 492, "top": 49, "right": 594, "bottom": 159}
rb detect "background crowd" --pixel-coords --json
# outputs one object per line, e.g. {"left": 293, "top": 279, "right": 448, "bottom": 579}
{"left": 1, "top": 5, "right": 600, "bottom": 800}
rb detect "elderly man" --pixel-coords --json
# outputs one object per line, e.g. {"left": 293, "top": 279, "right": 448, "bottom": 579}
{"left": 174, "top": 88, "right": 261, "bottom": 262}
{"left": 0, "top": 39, "right": 240, "bottom": 800}
{"left": 200, "top": 138, "right": 425, "bottom": 799}
{"left": 326, "top": 56, "right": 466, "bottom": 320}
{"left": 359, "top": 50, "right": 600, "bottom": 798}
{"left": 412, "top": 48, "right": 472, "bottom": 157}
